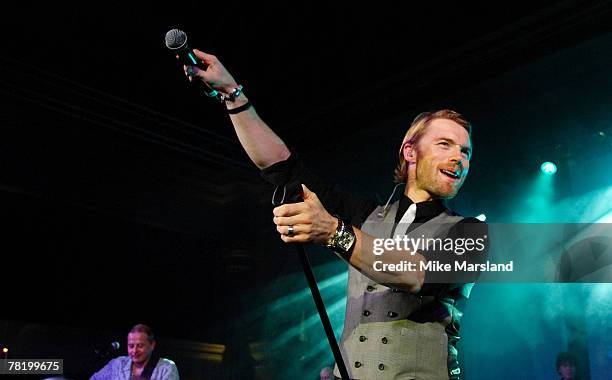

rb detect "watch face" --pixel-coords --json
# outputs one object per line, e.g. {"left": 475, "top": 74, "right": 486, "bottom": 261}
{"left": 338, "top": 230, "right": 356, "bottom": 252}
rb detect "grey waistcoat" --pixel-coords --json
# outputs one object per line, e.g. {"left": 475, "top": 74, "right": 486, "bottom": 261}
{"left": 334, "top": 201, "right": 465, "bottom": 380}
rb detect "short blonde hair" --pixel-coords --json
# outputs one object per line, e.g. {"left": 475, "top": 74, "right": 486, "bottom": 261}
{"left": 393, "top": 110, "right": 472, "bottom": 183}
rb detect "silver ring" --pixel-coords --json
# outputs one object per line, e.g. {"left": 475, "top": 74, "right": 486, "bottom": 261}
{"left": 287, "top": 225, "right": 295, "bottom": 237}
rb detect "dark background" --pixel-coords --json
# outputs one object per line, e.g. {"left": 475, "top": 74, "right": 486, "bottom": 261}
{"left": 2, "top": 1, "right": 612, "bottom": 379}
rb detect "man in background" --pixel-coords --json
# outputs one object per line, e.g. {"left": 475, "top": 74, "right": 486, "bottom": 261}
{"left": 90, "top": 324, "right": 179, "bottom": 380}
{"left": 556, "top": 352, "right": 579, "bottom": 380}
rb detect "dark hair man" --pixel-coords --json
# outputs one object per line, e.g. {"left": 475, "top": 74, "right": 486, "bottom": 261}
{"left": 556, "top": 352, "right": 579, "bottom": 380}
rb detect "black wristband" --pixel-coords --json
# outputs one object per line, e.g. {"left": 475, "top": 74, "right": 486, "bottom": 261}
{"left": 227, "top": 101, "right": 252, "bottom": 114}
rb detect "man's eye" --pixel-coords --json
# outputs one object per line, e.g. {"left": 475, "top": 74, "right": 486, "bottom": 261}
{"left": 438, "top": 142, "right": 450, "bottom": 147}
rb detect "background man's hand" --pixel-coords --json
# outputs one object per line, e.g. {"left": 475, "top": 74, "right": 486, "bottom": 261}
{"left": 272, "top": 185, "right": 338, "bottom": 244}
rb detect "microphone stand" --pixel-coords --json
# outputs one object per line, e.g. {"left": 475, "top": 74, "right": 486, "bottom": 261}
{"left": 294, "top": 244, "right": 350, "bottom": 380}
{"left": 274, "top": 184, "right": 350, "bottom": 380}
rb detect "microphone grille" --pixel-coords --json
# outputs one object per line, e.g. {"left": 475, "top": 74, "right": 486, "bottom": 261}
{"left": 165, "top": 29, "right": 187, "bottom": 50}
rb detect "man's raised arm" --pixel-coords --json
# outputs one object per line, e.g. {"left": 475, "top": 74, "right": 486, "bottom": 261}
{"left": 183, "top": 50, "right": 425, "bottom": 293}
{"left": 185, "top": 49, "right": 290, "bottom": 169}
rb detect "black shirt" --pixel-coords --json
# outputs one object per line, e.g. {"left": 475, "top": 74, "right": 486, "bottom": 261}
{"left": 260, "top": 152, "right": 376, "bottom": 226}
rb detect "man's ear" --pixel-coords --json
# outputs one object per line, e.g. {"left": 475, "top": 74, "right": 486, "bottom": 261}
{"left": 402, "top": 142, "right": 417, "bottom": 164}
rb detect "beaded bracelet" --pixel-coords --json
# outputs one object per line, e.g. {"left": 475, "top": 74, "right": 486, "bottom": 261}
{"left": 206, "top": 85, "right": 244, "bottom": 103}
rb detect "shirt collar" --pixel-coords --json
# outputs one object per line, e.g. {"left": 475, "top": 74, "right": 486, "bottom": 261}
{"left": 395, "top": 194, "right": 447, "bottom": 223}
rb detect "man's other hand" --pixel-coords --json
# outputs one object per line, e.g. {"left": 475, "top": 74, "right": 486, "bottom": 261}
{"left": 272, "top": 184, "right": 338, "bottom": 244}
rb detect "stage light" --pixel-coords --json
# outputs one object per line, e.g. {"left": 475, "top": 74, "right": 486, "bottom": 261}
{"left": 540, "top": 162, "right": 557, "bottom": 175}
{"left": 2, "top": 347, "right": 7, "bottom": 353}
{"left": 476, "top": 214, "right": 487, "bottom": 222}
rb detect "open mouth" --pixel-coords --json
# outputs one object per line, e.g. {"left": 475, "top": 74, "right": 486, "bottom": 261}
{"left": 440, "top": 169, "right": 461, "bottom": 179}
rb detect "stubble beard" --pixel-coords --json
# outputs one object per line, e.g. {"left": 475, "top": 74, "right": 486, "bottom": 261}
{"left": 415, "top": 158, "right": 460, "bottom": 200}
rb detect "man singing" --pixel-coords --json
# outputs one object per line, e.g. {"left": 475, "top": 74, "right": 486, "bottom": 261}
{"left": 182, "top": 49, "right": 487, "bottom": 380}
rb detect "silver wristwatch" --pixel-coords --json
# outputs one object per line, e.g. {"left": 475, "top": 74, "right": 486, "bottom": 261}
{"left": 326, "top": 217, "right": 356, "bottom": 258}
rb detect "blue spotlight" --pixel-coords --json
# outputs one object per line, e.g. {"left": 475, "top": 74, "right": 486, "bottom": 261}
{"left": 540, "top": 162, "right": 557, "bottom": 175}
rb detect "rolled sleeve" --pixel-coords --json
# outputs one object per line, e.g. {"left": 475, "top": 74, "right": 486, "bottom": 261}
{"left": 261, "top": 152, "right": 377, "bottom": 226}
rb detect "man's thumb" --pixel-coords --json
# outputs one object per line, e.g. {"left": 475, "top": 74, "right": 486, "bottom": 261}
{"left": 301, "top": 184, "right": 315, "bottom": 199}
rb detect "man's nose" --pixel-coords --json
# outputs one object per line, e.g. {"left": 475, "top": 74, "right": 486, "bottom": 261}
{"left": 449, "top": 155, "right": 464, "bottom": 168}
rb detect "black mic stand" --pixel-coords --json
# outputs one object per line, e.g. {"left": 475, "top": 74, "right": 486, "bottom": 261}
{"left": 273, "top": 184, "right": 350, "bottom": 380}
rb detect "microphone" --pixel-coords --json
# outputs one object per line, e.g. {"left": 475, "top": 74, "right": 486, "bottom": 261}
{"left": 94, "top": 341, "right": 120, "bottom": 356}
{"left": 165, "top": 28, "right": 217, "bottom": 97}
{"left": 165, "top": 28, "right": 201, "bottom": 67}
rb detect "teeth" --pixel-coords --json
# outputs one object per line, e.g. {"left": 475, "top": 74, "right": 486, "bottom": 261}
{"left": 441, "top": 169, "right": 459, "bottom": 178}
